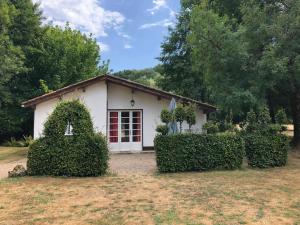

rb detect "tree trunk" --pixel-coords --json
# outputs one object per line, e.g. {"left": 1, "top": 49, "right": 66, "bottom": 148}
{"left": 291, "top": 92, "right": 300, "bottom": 146}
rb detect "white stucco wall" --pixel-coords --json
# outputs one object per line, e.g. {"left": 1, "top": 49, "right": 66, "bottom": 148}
{"left": 107, "top": 83, "right": 207, "bottom": 147}
{"left": 34, "top": 81, "right": 107, "bottom": 139}
{"left": 33, "top": 80, "right": 207, "bottom": 150}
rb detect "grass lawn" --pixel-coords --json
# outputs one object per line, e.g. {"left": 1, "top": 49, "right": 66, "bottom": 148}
{"left": 0, "top": 149, "right": 300, "bottom": 224}
{"left": 0, "top": 147, "right": 28, "bottom": 163}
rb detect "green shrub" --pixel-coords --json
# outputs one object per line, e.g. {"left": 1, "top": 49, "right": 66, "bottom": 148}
{"left": 156, "top": 125, "right": 168, "bottom": 135}
{"left": 174, "top": 104, "right": 186, "bottom": 133}
{"left": 3, "top": 135, "right": 33, "bottom": 147}
{"left": 27, "top": 100, "right": 109, "bottom": 176}
{"left": 203, "top": 121, "right": 219, "bottom": 134}
{"left": 243, "top": 134, "right": 289, "bottom": 168}
{"left": 185, "top": 104, "right": 196, "bottom": 131}
{"left": 275, "top": 109, "right": 288, "bottom": 125}
{"left": 160, "top": 109, "right": 173, "bottom": 124}
{"left": 154, "top": 134, "right": 245, "bottom": 173}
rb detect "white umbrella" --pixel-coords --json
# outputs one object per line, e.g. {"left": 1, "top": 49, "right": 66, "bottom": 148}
{"left": 168, "top": 98, "right": 178, "bottom": 134}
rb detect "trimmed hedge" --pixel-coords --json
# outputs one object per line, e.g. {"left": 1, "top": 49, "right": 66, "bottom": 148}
{"left": 27, "top": 100, "right": 109, "bottom": 176}
{"left": 154, "top": 134, "right": 245, "bottom": 173}
{"left": 244, "top": 134, "right": 289, "bottom": 168}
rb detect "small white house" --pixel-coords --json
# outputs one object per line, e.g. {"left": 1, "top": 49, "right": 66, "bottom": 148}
{"left": 22, "top": 75, "right": 216, "bottom": 152}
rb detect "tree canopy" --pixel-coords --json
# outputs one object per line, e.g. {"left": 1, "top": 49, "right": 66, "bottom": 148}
{"left": 0, "top": 0, "right": 107, "bottom": 142}
{"left": 159, "top": 0, "right": 300, "bottom": 144}
{"left": 113, "top": 67, "right": 162, "bottom": 88}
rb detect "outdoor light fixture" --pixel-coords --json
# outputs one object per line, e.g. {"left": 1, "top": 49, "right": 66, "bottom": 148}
{"left": 130, "top": 98, "right": 135, "bottom": 107}
{"left": 130, "top": 89, "right": 135, "bottom": 107}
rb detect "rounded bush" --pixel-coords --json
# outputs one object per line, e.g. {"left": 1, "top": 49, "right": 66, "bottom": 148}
{"left": 27, "top": 100, "right": 109, "bottom": 176}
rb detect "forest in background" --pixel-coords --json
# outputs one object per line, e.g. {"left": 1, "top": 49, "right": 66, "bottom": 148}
{"left": 1, "top": 0, "right": 300, "bottom": 145}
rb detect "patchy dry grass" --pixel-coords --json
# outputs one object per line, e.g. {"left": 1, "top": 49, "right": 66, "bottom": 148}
{"left": 0, "top": 151, "right": 300, "bottom": 224}
{"left": 0, "top": 147, "right": 28, "bottom": 163}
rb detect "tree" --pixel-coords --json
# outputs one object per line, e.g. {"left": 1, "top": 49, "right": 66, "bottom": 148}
{"left": 185, "top": 104, "right": 196, "bottom": 131}
{"left": 189, "top": 0, "right": 300, "bottom": 144}
{"left": 250, "top": 0, "right": 300, "bottom": 144}
{"left": 30, "top": 25, "right": 107, "bottom": 92}
{"left": 0, "top": 0, "right": 108, "bottom": 142}
{"left": 174, "top": 104, "right": 186, "bottom": 133}
{"left": 113, "top": 68, "right": 161, "bottom": 87}
{"left": 0, "top": 0, "right": 27, "bottom": 141}
{"left": 158, "top": 1, "right": 209, "bottom": 101}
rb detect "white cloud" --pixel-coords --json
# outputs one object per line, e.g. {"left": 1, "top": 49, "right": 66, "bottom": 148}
{"left": 124, "top": 44, "right": 132, "bottom": 49}
{"left": 33, "top": 0, "right": 125, "bottom": 38}
{"left": 147, "top": 0, "right": 167, "bottom": 14}
{"left": 97, "top": 41, "right": 110, "bottom": 52}
{"left": 139, "top": 19, "right": 174, "bottom": 29}
{"left": 143, "top": 0, "right": 176, "bottom": 29}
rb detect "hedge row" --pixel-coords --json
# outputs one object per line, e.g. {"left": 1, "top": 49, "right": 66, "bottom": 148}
{"left": 27, "top": 134, "right": 108, "bottom": 176}
{"left": 154, "top": 134, "right": 245, "bottom": 173}
{"left": 244, "top": 134, "right": 289, "bottom": 168}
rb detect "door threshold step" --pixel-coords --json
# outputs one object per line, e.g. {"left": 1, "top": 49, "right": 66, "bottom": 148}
{"left": 110, "top": 150, "right": 154, "bottom": 154}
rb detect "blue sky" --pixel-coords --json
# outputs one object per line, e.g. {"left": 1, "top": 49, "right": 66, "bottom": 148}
{"left": 33, "top": 0, "right": 180, "bottom": 72}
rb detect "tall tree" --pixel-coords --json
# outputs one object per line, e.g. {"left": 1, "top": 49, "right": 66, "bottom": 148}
{"left": 0, "top": 0, "right": 27, "bottom": 141}
{"left": 0, "top": 0, "right": 108, "bottom": 142}
{"left": 158, "top": 0, "right": 209, "bottom": 101}
{"left": 30, "top": 25, "right": 107, "bottom": 93}
{"left": 189, "top": 0, "right": 300, "bottom": 144}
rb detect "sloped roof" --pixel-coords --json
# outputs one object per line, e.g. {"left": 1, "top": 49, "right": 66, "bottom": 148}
{"left": 22, "top": 75, "right": 216, "bottom": 112}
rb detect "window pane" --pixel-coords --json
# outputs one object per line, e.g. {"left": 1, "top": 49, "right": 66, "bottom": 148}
{"left": 110, "top": 112, "right": 118, "bottom": 117}
{"left": 132, "top": 111, "right": 140, "bottom": 118}
{"left": 110, "top": 137, "right": 118, "bottom": 142}
{"left": 121, "top": 136, "right": 129, "bottom": 142}
{"left": 121, "top": 130, "right": 130, "bottom": 136}
{"left": 121, "top": 123, "right": 129, "bottom": 130}
{"left": 109, "top": 124, "right": 118, "bottom": 129}
{"left": 132, "top": 129, "right": 141, "bottom": 136}
{"left": 109, "top": 130, "right": 118, "bottom": 136}
{"left": 121, "top": 112, "right": 129, "bottom": 117}
{"left": 132, "top": 117, "right": 141, "bottom": 123}
{"left": 109, "top": 111, "right": 118, "bottom": 143}
{"left": 110, "top": 117, "right": 118, "bottom": 123}
{"left": 121, "top": 117, "right": 129, "bottom": 123}
{"left": 132, "top": 124, "right": 141, "bottom": 130}
{"left": 133, "top": 136, "right": 141, "bottom": 142}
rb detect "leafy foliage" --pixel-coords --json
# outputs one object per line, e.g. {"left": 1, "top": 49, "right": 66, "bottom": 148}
{"left": 275, "top": 109, "right": 288, "bottom": 125}
{"left": 244, "top": 134, "right": 289, "bottom": 168}
{"left": 185, "top": 104, "right": 196, "bottom": 131}
{"left": 158, "top": 2, "right": 209, "bottom": 102}
{"left": 3, "top": 135, "right": 33, "bottom": 147}
{"left": 0, "top": 0, "right": 107, "bottom": 143}
{"left": 187, "top": 0, "right": 300, "bottom": 143}
{"left": 203, "top": 121, "right": 219, "bottom": 134}
{"left": 155, "top": 133, "right": 245, "bottom": 173}
{"left": 155, "top": 125, "right": 168, "bottom": 136}
{"left": 241, "top": 107, "right": 290, "bottom": 168}
{"left": 174, "top": 104, "right": 186, "bottom": 133}
{"left": 160, "top": 109, "right": 173, "bottom": 124}
{"left": 27, "top": 101, "right": 109, "bottom": 176}
{"left": 113, "top": 67, "right": 161, "bottom": 87}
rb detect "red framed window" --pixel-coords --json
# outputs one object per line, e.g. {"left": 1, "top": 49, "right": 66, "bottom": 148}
{"left": 109, "top": 111, "right": 118, "bottom": 142}
{"left": 132, "top": 111, "right": 141, "bottom": 142}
